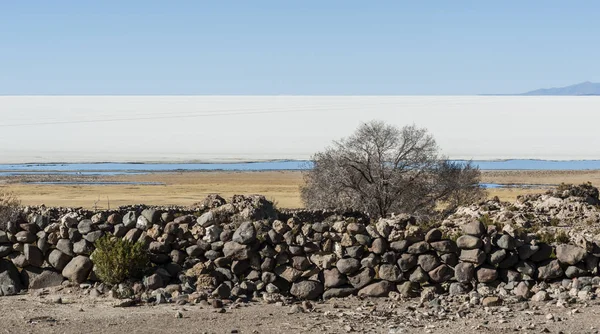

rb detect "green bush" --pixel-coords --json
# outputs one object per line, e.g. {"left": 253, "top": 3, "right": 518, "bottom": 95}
{"left": 92, "top": 236, "right": 149, "bottom": 285}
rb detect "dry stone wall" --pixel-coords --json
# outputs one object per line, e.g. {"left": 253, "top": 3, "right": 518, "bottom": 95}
{"left": 1, "top": 195, "right": 600, "bottom": 304}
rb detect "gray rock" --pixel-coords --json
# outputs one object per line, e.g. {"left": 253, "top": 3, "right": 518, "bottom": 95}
{"left": 0, "top": 259, "right": 23, "bottom": 296}
{"left": 440, "top": 253, "right": 459, "bottom": 266}
{"left": 24, "top": 244, "right": 44, "bottom": 267}
{"left": 514, "top": 281, "right": 531, "bottom": 298}
{"left": 531, "top": 290, "right": 549, "bottom": 302}
{"left": 136, "top": 216, "right": 152, "bottom": 231}
{"left": 223, "top": 242, "right": 250, "bottom": 260}
{"left": 370, "top": 238, "right": 388, "bottom": 254}
{"left": 488, "top": 249, "right": 507, "bottom": 265}
{"left": 85, "top": 230, "right": 104, "bottom": 243}
{"left": 449, "top": 282, "right": 471, "bottom": 295}
{"left": 397, "top": 281, "right": 420, "bottom": 298}
{"left": 336, "top": 258, "right": 361, "bottom": 275}
{"left": 47, "top": 250, "right": 71, "bottom": 271}
{"left": 8, "top": 253, "right": 28, "bottom": 268}
{"left": 347, "top": 268, "right": 375, "bottom": 289}
{"left": 397, "top": 253, "right": 417, "bottom": 272}
{"left": 0, "top": 231, "right": 8, "bottom": 243}
{"left": 323, "top": 268, "right": 347, "bottom": 288}
{"left": 232, "top": 221, "right": 256, "bottom": 245}
{"left": 515, "top": 261, "right": 536, "bottom": 277}
{"left": 529, "top": 243, "right": 553, "bottom": 262}
{"left": 77, "top": 220, "right": 94, "bottom": 234}
{"left": 424, "top": 228, "right": 442, "bottom": 242}
{"left": 407, "top": 241, "right": 430, "bottom": 254}
{"left": 15, "top": 231, "right": 35, "bottom": 243}
{"left": 428, "top": 264, "right": 454, "bottom": 283}
{"left": 496, "top": 234, "right": 516, "bottom": 250}
{"left": 565, "top": 264, "right": 588, "bottom": 278}
{"left": 197, "top": 211, "right": 215, "bottom": 227}
{"left": 390, "top": 240, "right": 410, "bottom": 252}
{"left": 122, "top": 211, "right": 137, "bottom": 228}
{"left": 322, "top": 287, "right": 356, "bottom": 299}
{"left": 460, "top": 249, "right": 485, "bottom": 265}
{"left": 417, "top": 254, "right": 440, "bottom": 272}
{"left": 290, "top": 280, "right": 323, "bottom": 300}
{"left": 23, "top": 268, "right": 64, "bottom": 289}
{"left": 476, "top": 267, "right": 498, "bottom": 283}
{"left": 518, "top": 244, "right": 539, "bottom": 260}
{"left": 274, "top": 265, "right": 302, "bottom": 283}
{"left": 141, "top": 209, "right": 161, "bottom": 224}
{"left": 0, "top": 245, "right": 11, "bottom": 258}
{"left": 358, "top": 281, "right": 394, "bottom": 297}
{"left": 73, "top": 239, "right": 94, "bottom": 255}
{"left": 537, "top": 260, "right": 564, "bottom": 281}
{"left": 144, "top": 273, "right": 165, "bottom": 290}
{"left": 409, "top": 267, "right": 429, "bottom": 283}
{"left": 212, "top": 283, "right": 231, "bottom": 298}
{"left": 456, "top": 235, "right": 482, "bottom": 249}
{"left": 429, "top": 240, "right": 457, "bottom": 253}
{"left": 378, "top": 264, "right": 402, "bottom": 282}
{"left": 462, "top": 221, "right": 486, "bottom": 236}
{"left": 61, "top": 256, "right": 93, "bottom": 283}
{"left": 556, "top": 244, "right": 586, "bottom": 265}
{"left": 56, "top": 238, "right": 75, "bottom": 257}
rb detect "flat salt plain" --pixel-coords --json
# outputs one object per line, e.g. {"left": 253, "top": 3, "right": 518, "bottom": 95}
{"left": 1, "top": 96, "right": 600, "bottom": 163}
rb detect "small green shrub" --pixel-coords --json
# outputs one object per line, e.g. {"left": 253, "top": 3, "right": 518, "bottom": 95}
{"left": 92, "top": 236, "right": 149, "bottom": 285}
{"left": 549, "top": 218, "right": 560, "bottom": 227}
{"left": 537, "top": 231, "right": 555, "bottom": 244}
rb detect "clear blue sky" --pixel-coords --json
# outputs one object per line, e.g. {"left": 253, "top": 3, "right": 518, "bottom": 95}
{"left": 1, "top": 1, "right": 598, "bottom": 95}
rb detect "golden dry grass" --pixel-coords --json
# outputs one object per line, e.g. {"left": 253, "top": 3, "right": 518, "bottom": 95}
{"left": 2, "top": 170, "right": 599, "bottom": 209}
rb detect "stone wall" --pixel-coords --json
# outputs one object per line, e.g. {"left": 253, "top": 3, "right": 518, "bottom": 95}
{"left": 0, "top": 195, "right": 599, "bottom": 303}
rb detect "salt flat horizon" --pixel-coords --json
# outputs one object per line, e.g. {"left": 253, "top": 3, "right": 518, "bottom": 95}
{"left": 2, "top": 95, "right": 599, "bottom": 164}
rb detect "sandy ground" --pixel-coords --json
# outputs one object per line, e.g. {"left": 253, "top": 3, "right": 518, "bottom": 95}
{"left": 2, "top": 289, "right": 600, "bottom": 334}
{"left": 1, "top": 170, "right": 600, "bottom": 209}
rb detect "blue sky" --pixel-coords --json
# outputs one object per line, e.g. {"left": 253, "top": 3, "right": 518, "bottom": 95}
{"left": 1, "top": 1, "right": 598, "bottom": 95}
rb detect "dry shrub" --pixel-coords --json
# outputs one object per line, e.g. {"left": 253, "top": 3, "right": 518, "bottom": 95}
{"left": 0, "top": 191, "right": 20, "bottom": 230}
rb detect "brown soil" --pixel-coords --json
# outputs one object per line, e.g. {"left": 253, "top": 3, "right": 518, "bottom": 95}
{"left": 2, "top": 170, "right": 600, "bottom": 210}
{"left": 3, "top": 290, "right": 599, "bottom": 334}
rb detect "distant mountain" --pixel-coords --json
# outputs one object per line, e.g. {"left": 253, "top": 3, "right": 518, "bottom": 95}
{"left": 520, "top": 81, "right": 600, "bottom": 96}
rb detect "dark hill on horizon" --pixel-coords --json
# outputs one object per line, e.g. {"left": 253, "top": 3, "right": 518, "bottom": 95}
{"left": 519, "top": 81, "right": 600, "bottom": 95}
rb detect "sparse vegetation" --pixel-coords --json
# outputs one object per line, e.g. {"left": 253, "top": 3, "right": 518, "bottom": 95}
{"left": 0, "top": 191, "right": 20, "bottom": 230}
{"left": 92, "top": 236, "right": 149, "bottom": 285}
{"left": 554, "top": 230, "right": 569, "bottom": 244}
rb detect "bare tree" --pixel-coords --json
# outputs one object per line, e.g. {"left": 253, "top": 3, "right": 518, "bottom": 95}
{"left": 301, "top": 121, "right": 485, "bottom": 218}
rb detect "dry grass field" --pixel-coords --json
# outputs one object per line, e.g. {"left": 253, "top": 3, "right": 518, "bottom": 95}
{"left": 1, "top": 170, "right": 600, "bottom": 209}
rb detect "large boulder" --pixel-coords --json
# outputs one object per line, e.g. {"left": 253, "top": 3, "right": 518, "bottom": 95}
{"left": 336, "top": 258, "right": 361, "bottom": 275}
{"left": 21, "top": 267, "right": 64, "bottom": 289}
{"left": 290, "top": 280, "right": 323, "bottom": 300}
{"left": 223, "top": 242, "right": 250, "bottom": 260}
{"left": 47, "top": 249, "right": 72, "bottom": 271}
{"left": 556, "top": 244, "right": 587, "bottom": 265}
{"left": 358, "top": 281, "right": 394, "bottom": 297}
{"left": 0, "top": 260, "right": 22, "bottom": 296}
{"left": 24, "top": 244, "right": 44, "bottom": 268}
{"left": 232, "top": 221, "right": 256, "bottom": 245}
{"left": 61, "top": 256, "right": 93, "bottom": 283}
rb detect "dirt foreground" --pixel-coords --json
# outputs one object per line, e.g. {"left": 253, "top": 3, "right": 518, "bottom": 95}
{"left": 3, "top": 287, "right": 599, "bottom": 334}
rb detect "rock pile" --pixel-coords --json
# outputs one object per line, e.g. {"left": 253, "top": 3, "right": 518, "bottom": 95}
{"left": 0, "top": 191, "right": 599, "bottom": 307}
